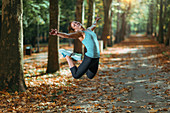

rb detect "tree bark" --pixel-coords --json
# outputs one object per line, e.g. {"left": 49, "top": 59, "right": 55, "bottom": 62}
{"left": 108, "top": 10, "right": 113, "bottom": 46}
{"left": 115, "top": 0, "right": 121, "bottom": 44}
{"left": 0, "top": 0, "right": 26, "bottom": 92}
{"left": 158, "top": 0, "right": 164, "bottom": 43}
{"left": 154, "top": 0, "right": 159, "bottom": 38}
{"left": 101, "top": 0, "right": 112, "bottom": 49}
{"left": 163, "top": 0, "right": 168, "bottom": 45}
{"left": 147, "top": 0, "right": 154, "bottom": 36}
{"left": 150, "top": 0, "right": 154, "bottom": 35}
{"left": 120, "top": 13, "right": 126, "bottom": 42}
{"left": 74, "top": 0, "right": 84, "bottom": 54}
{"left": 118, "top": 1, "right": 131, "bottom": 43}
{"left": 165, "top": 19, "right": 170, "bottom": 46}
{"left": 47, "top": 0, "right": 60, "bottom": 73}
{"left": 87, "top": 0, "right": 95, "bottom": 28}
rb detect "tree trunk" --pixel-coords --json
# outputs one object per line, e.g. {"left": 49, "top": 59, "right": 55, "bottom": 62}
{"left": 150, "top": 0, "right": 154, "bottom": 35}
{"left": 87, "top": 0, "right": 95, "bottom": 28}
{"left": 101, "top": 0, "right": 112, "bottom": 49}
{"left": 147, "top": 1, "right": 154, "bottom": 36}
{"left": 163, "top": 0, "right": 168, "bottom": 45}
{"left": 0, "top": 14, "right": 1, "bottom": 40}
{"left": 120, "top": 13, "right": 126, "bottom": 42}
{"left": 0, "top": 0, "right": 26, "bottom": 92}
{"left": 74, "top": 0, "right": 84, "bottom": 54}
{"left": 165, "top": 20, "right": 170, "bottom": 46}
{"left": 47, "top": 0, "right": 60, "bottom": 73}
{"left": 108, "top": 10, "right": 113, "bottom": 47}
{"left": 154, "top": 0, "right": 159, "bottom": 38}
{"left": 115, "top": 0, "right": 120, "bottom": 44}
{"left": 158, "top": 0, "right": 164, "bottom": 43}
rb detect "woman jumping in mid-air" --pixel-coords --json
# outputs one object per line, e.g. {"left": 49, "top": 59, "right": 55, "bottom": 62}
{"left": 49, "top": 15, "right": 101, "bottom": 79}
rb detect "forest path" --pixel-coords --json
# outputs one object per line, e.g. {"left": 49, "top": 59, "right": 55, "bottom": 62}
{"left": 20, "top": 35, "right": 170, "bottom": 113}
{"left": 61, "top": 35, "right": 169, "bottom": 113}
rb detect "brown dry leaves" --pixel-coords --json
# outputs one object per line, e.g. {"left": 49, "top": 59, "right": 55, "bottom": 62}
{"left": 0, "top": 35, "right": 170, "bottom": 112}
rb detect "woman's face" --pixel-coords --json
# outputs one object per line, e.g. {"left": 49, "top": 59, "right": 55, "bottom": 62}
{"left": 71, "top": 21, "right": 82, "bottom": 31}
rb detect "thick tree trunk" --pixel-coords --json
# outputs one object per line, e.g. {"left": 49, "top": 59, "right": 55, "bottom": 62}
{"left": 47, "top": 0, "right": 60, "bottom": 73}
{"left": 0, "top": 0, "right": 26, "bottom": 92}
{"left": 158, "top": 0, "right": 164, "bottom": 43}
{"left": 74, "top": 0, "right": 84, "bottom": 54}
{"left": 101, "top": 0, "right": 112, "bottom": 49}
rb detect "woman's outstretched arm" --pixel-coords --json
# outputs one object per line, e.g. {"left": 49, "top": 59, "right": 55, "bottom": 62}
{"left": 49, "top": 29, "right": 83, "bottom": 39}
{"left": 87, "top": 15, "right": 101, "bottom": 31}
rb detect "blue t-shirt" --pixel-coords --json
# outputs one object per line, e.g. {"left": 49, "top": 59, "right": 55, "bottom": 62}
{"left": 82, "top": 29, "right": 100, "bottom": 58}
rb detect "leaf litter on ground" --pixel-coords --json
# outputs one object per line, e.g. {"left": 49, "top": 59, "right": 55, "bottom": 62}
{"left": 0, "top": 35, "right": 170, "bottom": 112}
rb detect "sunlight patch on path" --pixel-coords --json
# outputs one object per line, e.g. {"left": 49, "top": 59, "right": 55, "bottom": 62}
{"left": 103, "top": 47, "right": 139, "bottom": 55}
{"left": 125, "top": 79, "right": 149, "bottom": 85}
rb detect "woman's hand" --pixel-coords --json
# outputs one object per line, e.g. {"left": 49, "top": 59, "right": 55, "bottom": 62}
{"left": 95, "top": 14, "right": 101, "bottom": 22}
{"left": 49, "top": 29, "right": 58, "bottom": 35}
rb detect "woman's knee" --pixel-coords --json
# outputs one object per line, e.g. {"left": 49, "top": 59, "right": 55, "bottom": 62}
{"left": 86, "top": 72, "right": 96, "bottom": 79}
{"left": 72, "top": 74, "right": 82, "bottom": 79}
{"left": 72, "top": 72, "right": 84, "bottom": 79}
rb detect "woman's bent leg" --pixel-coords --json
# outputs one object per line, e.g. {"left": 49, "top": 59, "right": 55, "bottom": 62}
{"left": 65, "top": 55, "right": 75, "bottom": 68}
{"left": 86, "top": 58, "right": 99, "bottom": 79}
{"left": 70, "top": 55, "right": 92, "bottom": 79}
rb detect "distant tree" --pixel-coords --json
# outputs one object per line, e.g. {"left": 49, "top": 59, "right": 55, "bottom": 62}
{"left": 115, "top": 0, "right": 131, "bottom": 43}
{"left": 163, "top": 0, "right": 169, "bottom": 46}
{"left": 158, "top": 0, "right": 164, "bottom": 43}
{"left": 147, "top": 0, "right": 154, "bottom": 36}
{"left": 166, "top": 22, "right": 170, "bottom": 46}
{"left": 74, "top": 0, "right": 84, "bottom": 54}
{"left": 60, "top": 0, "right": 76, "bottom": 33}
{"left": 46, "top": 0, "right": 60, "bottom": 73}
{"left": 154, "top": 0, "right": 159, "bottom": 38}
{"left": 119, "top": 13, "right": 126, "bottom": 42}
{"left": 84, "top": 0, "right": 95, "bottom": 52}
{"left": 101, "top": 0, "right": 112, "bottom": 49}
{"left": 115, "top": 0, "right": 121, "bottom": 44}
{"left": 23, "top": 0, "right": 49, "bottom": 46}
{"left": 0, "top": 0, "right": 26, "bottom": 92}
{"left": 92, "top": 0, "right": 104, "bottom": 38}
{"left": 164, "top": 0, "right": 170, "bottom": 46}
{"left": 60, "top": 0, "right": 76, "bottom": 45}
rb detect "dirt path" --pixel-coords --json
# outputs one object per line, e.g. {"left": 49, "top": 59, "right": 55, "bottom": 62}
{"left": 59, "top": 35, "right": 169, "bottom": 112}
{"left": 1, "top": 35, "right": 169, "bottom": 113}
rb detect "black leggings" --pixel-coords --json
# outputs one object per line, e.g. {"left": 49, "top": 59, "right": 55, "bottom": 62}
{"left": 70, "top": 55, "right": 99, "bottom": 79}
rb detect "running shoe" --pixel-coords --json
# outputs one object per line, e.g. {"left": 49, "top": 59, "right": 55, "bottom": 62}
{"left": 71, "top": 53, "right": 82, "bottom": 61}
{"left": 59, "top": 49, "right": 82, "bottom": 61}
{"left": 59, "top": 49, "right": 72, "bottom": 58}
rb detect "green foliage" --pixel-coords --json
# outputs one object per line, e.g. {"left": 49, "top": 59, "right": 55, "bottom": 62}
{"left": 129, "top": 0, "right": 149, "bottom": 33}
{"left": 60, "top": 0, "right": 76, "bottom": 33}
{"left": 23, "top": 0, "right": 49, "bottom": 45}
